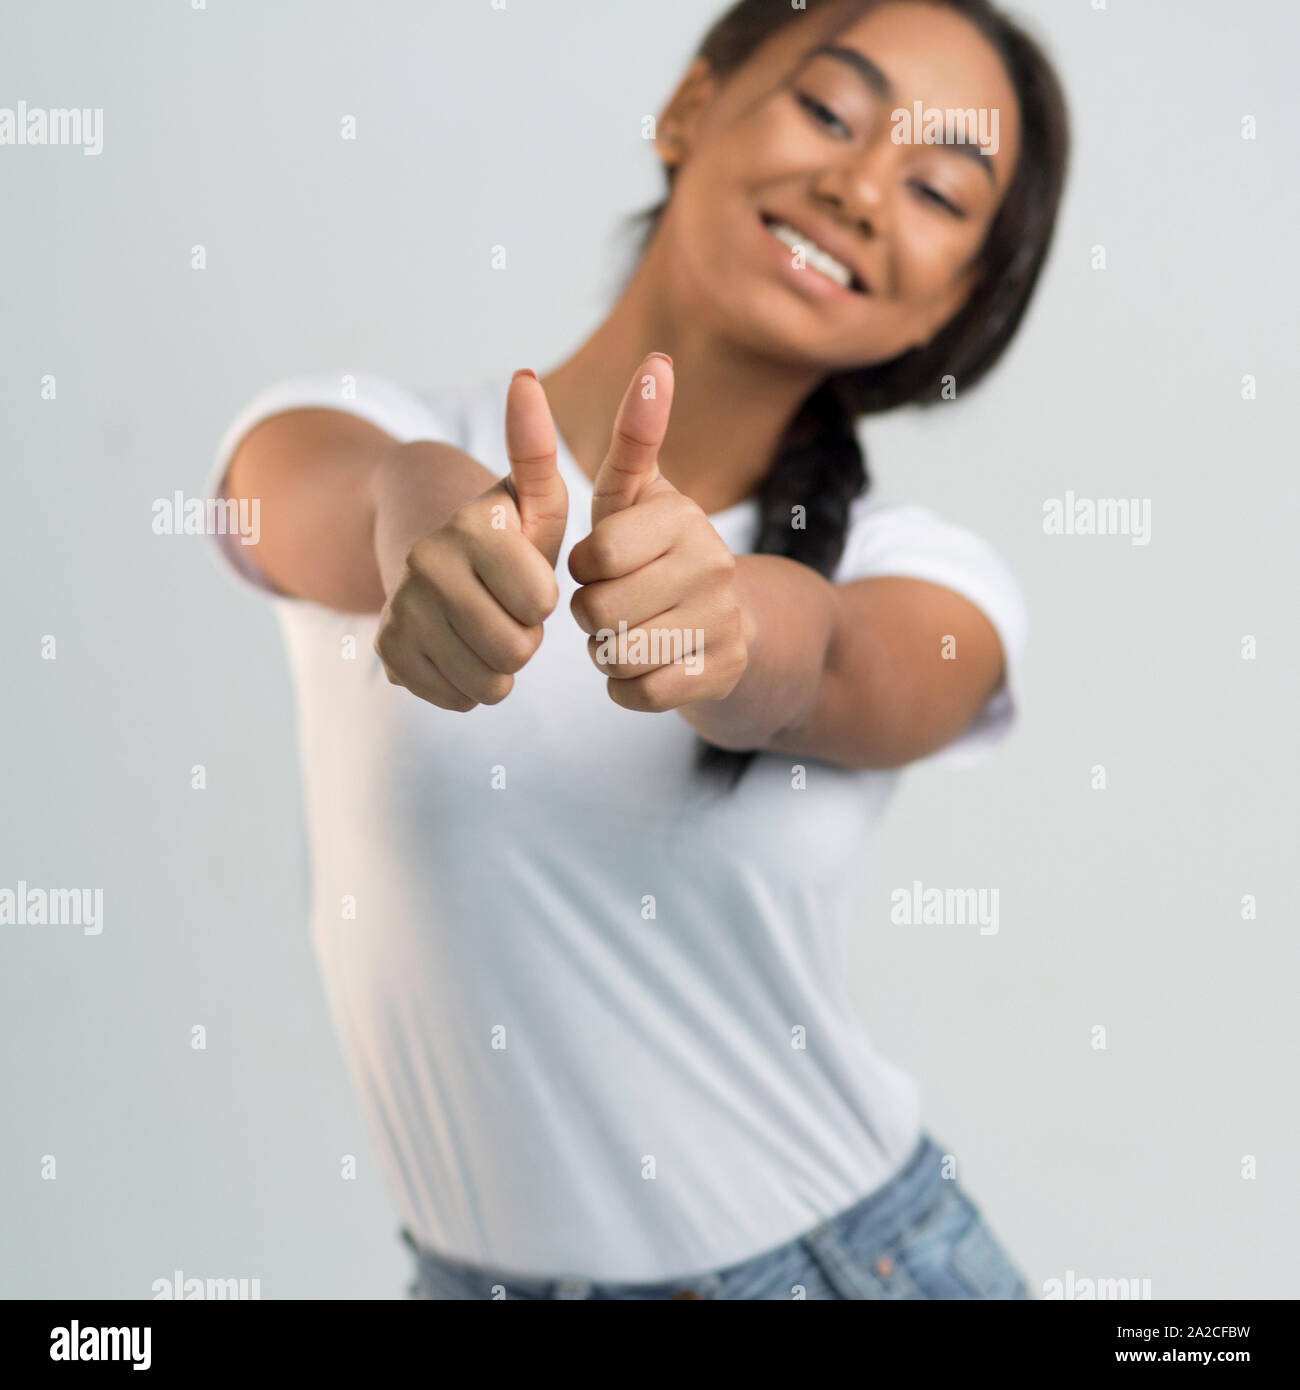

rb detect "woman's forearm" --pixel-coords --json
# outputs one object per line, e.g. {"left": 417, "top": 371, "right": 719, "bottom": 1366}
{"left": 674, "top": 553, "right": 838, "bottom": 752}
{"left": 371, "top": 442, "right": 497, "bottom": 600}
{"left": 224, "top": 407, "right": 493, "bottom": 613}
{"left": 679, "top": 555, "right": 1007, "bottom": 772}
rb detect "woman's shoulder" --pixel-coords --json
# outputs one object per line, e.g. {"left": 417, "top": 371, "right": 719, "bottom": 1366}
{"left": 836, "top": 490, "right": 1031, "bottom": 768}
{"left": 836, "top": 488, "right": 1029, "bottom": 654}
{"left": 216, "top": 369, "right": 519, "bottom": 470}
{"left": 839, "top": 491, "right": 1020, "bottom": 584}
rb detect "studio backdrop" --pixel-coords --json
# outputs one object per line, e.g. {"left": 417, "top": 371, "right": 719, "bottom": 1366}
{"left": 1, "top": 0, "right": 1296, "bottom": 1299}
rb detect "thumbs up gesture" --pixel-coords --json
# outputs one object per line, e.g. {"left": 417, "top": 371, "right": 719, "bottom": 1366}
{"left": 568, "top": 354, "right": 750, "bottom": 712}
{"left": 374, "top": 369, "right": 567, "bottom": 710}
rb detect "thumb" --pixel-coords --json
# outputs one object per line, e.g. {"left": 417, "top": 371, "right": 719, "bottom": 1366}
{"left": 504, "top": 368, "right": 568, "bottom": 567}
{"left": 590, "top": 353, "right": 673, "bottom": 528}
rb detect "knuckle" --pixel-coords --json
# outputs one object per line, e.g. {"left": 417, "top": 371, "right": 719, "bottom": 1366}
{"left": 515, "top": 597, "right": 547, "bottom": 630}
{"left": 374, "top": 629, "right": 400, "bottom": 665}
{"left": 709, "top": 546, "right": 738, "bottom": 582}
{"left": 476, "top": 673, "right": 514, "bottom": 706}
{"left": 517, "top": 625, "right": 545, "bottom": 664}
{"left": 590, "top": 647, "right": 618, "bottom": 677}
{"left": 388, "top": 589, "right": 422, "bottom": 631}
{"left": 446, "top": 503, "right": 482, "bottom": 538}
{"left": 521, "top": 580, "right": 557, "bottom": 629}
{"left": 606, "top": 676, "right": 632, "bottom": 709}
{"left": 444, "top": 511, "right": 487, "bottom": 558}
{"left": 638, "top": 672, "right": 672, "bottom": 712}
{"left": 578, "top": 593, "right": 612, "bottom": 635}
{"left": 677, "top": 494, "right": 707, "bottom": 526}
{"left": 406, "top": 536, "right": 444, "bottom": 577}
{"left": 495, "top": 632, "right": 536, "bottom": 673}
{"left": 587, "top": 533, "right": 619, "bottom": 574}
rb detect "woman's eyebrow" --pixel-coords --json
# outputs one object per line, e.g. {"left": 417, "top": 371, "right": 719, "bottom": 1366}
{"left": 807, "top": 43, "right": 894, "bottom": 100}
{"left": 807, "top": 43, "right": 1000, "bottom": 183}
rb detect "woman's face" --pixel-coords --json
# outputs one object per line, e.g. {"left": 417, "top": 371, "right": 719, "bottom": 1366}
{"left": 656, "top": 0, "right": 1022, "bottom": 371}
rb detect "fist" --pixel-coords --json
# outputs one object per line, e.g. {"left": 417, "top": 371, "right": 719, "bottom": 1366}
{"left": 374, "top": 370, "right": 568, "bottom": 710}
{"left": 568, "top": 354, "right": 749, "bottom": 712}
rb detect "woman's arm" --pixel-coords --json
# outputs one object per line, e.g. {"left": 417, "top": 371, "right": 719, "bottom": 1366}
{"left": 566, "top": 354, "right": 1008, "bottom": 772}
{"left": 223, "top": 408, "right": 496, "bottom": 612}
{"left": 676, "top": 558, "right": 1006, "bottom": 771}
{"left": 223, "top": 373, "right": 569, "bottom": 710}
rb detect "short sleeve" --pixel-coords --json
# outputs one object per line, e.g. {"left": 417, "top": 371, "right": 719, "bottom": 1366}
{"left": 833, "top": 496, "right": 1029, "bottom": 768}
{"left": 203, "top": 372, "right": 460, "bottom": 595}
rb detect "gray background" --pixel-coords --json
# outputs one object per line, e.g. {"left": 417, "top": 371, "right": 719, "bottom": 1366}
{"left": 2, "top": 0, "right": 1296, "bottom": 1299}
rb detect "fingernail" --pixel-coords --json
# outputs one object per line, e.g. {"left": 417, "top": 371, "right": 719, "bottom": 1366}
{"left": 648, "top": 353, "right": 672, "bottom": 368}
{"left": 513, "top": 368, "right": 538, "bottom": 382}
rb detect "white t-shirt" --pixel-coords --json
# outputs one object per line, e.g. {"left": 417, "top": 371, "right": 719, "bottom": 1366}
{"left": 206, "top": 370, "right": 1028, "bottom": 1283}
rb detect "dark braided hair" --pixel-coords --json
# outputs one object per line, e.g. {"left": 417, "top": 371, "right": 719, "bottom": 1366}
{"left": 624, "top": 0, "right": 1070, "bottom": 788}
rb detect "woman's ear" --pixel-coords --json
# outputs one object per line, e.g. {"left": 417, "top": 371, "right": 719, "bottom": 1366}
{"left": 654, "top": 57, "right": 718, "bottom": 170}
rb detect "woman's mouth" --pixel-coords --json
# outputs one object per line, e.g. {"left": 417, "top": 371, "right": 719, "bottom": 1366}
{"left": 760, "top": 212, "right": 868, "bottom": 295}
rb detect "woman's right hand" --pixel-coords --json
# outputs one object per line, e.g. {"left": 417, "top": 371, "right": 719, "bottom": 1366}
{"left": 373, "top": 370, "right": 569, "bottom": 711}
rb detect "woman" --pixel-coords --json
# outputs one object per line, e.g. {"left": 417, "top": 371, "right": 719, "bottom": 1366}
{"left": 208, "top": 0, "right": 1068, "bottom": 1299}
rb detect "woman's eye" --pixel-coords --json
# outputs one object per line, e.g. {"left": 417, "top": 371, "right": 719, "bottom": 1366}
{"left": 911, "top": 181, "right": 965, "bottom": 218}
{"left": 795, "top": 92, "right": 850, "bottom": 138}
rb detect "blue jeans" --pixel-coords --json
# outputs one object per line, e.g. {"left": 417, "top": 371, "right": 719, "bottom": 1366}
{"left": 402, "top": 1133, "right": 1033, "bottom": 1300}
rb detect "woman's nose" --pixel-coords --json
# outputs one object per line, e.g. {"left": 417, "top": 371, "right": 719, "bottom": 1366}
{"left": 814, "top": 144, "right": 893, "bottom": 237}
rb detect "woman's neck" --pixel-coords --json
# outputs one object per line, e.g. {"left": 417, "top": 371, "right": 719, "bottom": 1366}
{"left": 540, "top": 232, "right": 825, "bottom": 517}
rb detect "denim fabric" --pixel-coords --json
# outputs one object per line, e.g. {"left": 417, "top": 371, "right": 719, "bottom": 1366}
{"left": 402, "top": 1134, "right": 1033, "bottom": 1301}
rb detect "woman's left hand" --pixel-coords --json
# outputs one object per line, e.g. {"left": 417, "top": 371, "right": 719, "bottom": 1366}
{"left": 568, "top": 354, "right": 751, "bottom": 712}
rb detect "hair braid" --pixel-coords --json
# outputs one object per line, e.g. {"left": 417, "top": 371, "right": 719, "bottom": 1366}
{"left": 696, "top": 381, "right": 868, "bottom": 788}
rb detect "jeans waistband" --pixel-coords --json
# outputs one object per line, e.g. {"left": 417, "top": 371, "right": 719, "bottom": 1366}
{"left": 405, "top": 1131, "right": 944, "bottom": 1299}
{"left": 797, "top": 1130, "right": 946, "bottom": 1253}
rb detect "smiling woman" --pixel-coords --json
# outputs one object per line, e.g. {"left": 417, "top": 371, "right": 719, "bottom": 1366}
{"left": 598, "top": 0, "right": 1066, "bottom": 781}
{"left": 207, "top": 0, "right": 1069, "bottom": 1299}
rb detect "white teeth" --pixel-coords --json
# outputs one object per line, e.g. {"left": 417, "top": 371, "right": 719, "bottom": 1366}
{"left": 767, "top": 219, "right": 855, "bottom": 289}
